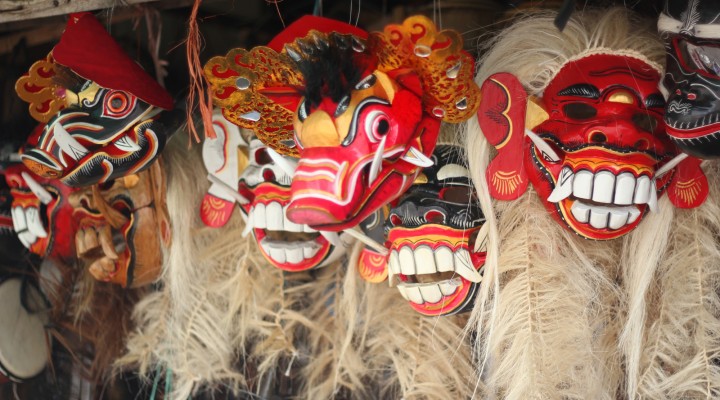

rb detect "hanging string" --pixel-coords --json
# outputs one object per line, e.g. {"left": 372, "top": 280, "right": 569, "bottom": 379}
{"left": 164, "top": 368, "right": 173, "bottom": 398}
{"left": 313, "top": 0, "right": 322, "bottom": 17}
{"left": 354, "top": 0, "right": 361, "bottom": 26}
{"left": 186, "top": 0, "right": 215, "bottom": 143}
{"left": 269, "top": 0, "right": 286, "bottom": 27}
{"left": 144, "top": 8, "right": 169, "bottom": 88}
{"left": 149, "top": 366, "right": 162, "bottom": 400}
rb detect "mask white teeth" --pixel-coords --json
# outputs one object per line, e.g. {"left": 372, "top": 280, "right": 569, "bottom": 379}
{"left": 559, "top": 166, "right": 657, "bottom": 211}
{"left": 391, "top": 243, "right": 482, "bottom": 304}
{"left": 25, "top": 207, "right": 48, "bottom": 239}
{"left": 253, "top": 203, "right": 267, "bottom": 229}
{"left": 633, "top": 176, "right": 651, "bottom": 205}
{"left": 591, "top": 171, "right": 615, "bottom": 204}
{"left": 571, "top": 201, "right": 642, "bottom": 230}
{"left": 266, "top": 202, "right": 284, "bottom": 231}
{"left": 573, "top": 170, "right": 594, "bottom": 199}
{"left": 259, "top": 238, "right": 322, "bottom": 265}
{"left": 613, "top": 173, "right": 636, "bottom": 205}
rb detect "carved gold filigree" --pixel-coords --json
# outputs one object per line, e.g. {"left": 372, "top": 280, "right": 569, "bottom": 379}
{"left": 204, "top": 15, "right": 480, "bottom": 155}
{"left": 373, "top": 15, "right": 480, "bottom": 123}
{"left": 204, "top": 47, "right": 302, "bottom": 157}
{"left": 15, "top": 55, "right": 65, "bottom": 123}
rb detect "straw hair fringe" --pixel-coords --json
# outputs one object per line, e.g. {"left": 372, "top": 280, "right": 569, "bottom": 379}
{"left": 463, "top": 7, "right": 662, "bottom": 398}
{"left": 296, "top": 241, "right": 478, "bottom": 399}
{"left": 634, "top": 161, "right": 720, "bottom": 399}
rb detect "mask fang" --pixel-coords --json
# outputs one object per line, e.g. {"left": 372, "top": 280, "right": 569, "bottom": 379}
{"left": 368, "top": 135, "right": 387, "bottom": 186}
{"left": 21, "top": 172, "right": 53, "bottom": 205}
{"left": 525, "top": 128, "right": 560, "bottom": 163}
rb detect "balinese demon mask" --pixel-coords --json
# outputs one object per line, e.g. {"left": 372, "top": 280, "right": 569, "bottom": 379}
{"left": 385, "top": 145, "right": 486, "bottom": 316}
{"left": 659, "top": 0, "right": 720, "bottom": 158}
{"left": 201, "top": 112, "right": 349, "bottom": 271}
{"left": 68, "top": 161, "right": 171, "bottom": 287}
{"left": 479, "top": 52, "right": 707, "bottom": 240}
{"left": 204, "top": 15, "right": 480, "bottom": 231}
{"left": 4, "top": 163, "right": 77, "bottom": 261}
{"left": 15, "top": 12, "right": 177, "bottom": 187}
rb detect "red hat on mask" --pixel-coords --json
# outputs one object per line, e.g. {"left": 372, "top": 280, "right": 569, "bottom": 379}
{"left": 52, "top": 12, "right": 174, "bottom": 110}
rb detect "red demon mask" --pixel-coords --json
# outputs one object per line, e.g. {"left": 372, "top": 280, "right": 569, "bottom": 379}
{"left": 204, "top": 15, "right": 480, "bottom": 232}
{"left": 4, "top": 163, "right": 78, "bottom": 261}
{"left": 479, "top": 53, "right": 708, "bottom": 240}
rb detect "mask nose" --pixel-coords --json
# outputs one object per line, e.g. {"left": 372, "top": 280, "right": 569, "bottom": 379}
{"left": 296, "top": 110, "right": 340, "bottom": 148}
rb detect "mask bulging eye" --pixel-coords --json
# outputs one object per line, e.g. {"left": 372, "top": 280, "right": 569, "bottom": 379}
{"left": 439, "top": 185, "right": 472, "bottom": 203}
{"left": 563, "top": 103, "right": 597, "bottom": 120}
{"left": 364, "top": 110, "right": 391, "bottom": 142}
{"left": 423, "top": 210, "right": 445, "bottom": 224}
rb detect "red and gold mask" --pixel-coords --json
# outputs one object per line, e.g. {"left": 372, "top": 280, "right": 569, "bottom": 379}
{"left": 479, "top": 53, "right": 708, "bottom": 240}
{"left": 4, "top": 163, "right": 77, "bottom": 260}
{"left": 68, "top": 161, "right": 170, "bottom": 287}
{"left": 205, "top": 15, "right": 480, "bottom": 232}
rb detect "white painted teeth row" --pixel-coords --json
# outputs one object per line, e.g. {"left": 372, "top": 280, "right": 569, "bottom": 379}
{"left": 396, "top": 279, "right": 462, "bottom": 304}
{"left": 550, "top": 167, "right": 656, "bottom": 206}
{"left": 570, "top": 201, "right": 641, "bottom": 230}
{"left": 11, "top": 206, "right": 47, "bottom": 248}
{"left": 259, "top": 238, "right": 321, "bottom": 264}
{"left": 387, "top": 245, "right": 482, "bottom": 283}
{"left": 248, "top": 201, "right": 313, "bottom": 233}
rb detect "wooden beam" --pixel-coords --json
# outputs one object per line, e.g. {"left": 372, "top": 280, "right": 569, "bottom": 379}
{"left": 0, "top": 0, "right": 163, "bottom": 24}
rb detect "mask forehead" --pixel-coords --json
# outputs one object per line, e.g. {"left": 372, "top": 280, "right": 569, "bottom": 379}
{"left": 544, "top": 54, "right": 662, "bottom": 107}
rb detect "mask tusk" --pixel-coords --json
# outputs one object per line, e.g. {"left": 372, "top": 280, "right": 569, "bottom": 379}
{"left": 655, "top": 153, "right": 688, "bottom": 179}
{"left": 368, "top": 135, "right": 387, "bottom": 186}
{"left": 525, "top": 128, "right": 560, "bottom": 162}
{"left": 265, "top": 147, "right": 298, "bottom": 177}
{"left": 21, "top": 172, "right": 53, "bottom": 205}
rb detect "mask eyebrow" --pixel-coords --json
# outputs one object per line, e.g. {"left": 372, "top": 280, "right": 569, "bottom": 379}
{"left": 557, "top": 84, "right": 601, "bottom": 99}
{"left": 644, "top": 93, "right": 666, "bottom": 109}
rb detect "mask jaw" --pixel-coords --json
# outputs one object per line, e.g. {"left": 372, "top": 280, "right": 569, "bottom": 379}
{"left": 237, "top": 137, "right": 348, "bottom": 272}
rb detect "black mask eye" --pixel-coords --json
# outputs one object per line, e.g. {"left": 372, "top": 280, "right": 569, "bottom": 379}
{"left": 563, "top": 103, "right": 597, "bottom": 120}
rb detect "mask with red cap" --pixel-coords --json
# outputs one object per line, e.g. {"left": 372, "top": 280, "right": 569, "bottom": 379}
{"left": 15, "top": 12, "right": 178, "bottom": 187}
